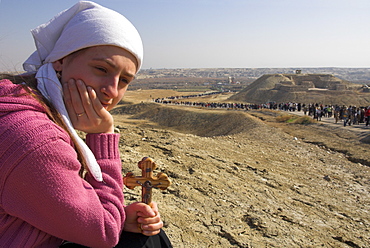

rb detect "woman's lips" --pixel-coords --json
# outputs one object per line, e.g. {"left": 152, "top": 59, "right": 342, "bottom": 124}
{"left": 101, "top": 102, "right": 110, "bottom": 109}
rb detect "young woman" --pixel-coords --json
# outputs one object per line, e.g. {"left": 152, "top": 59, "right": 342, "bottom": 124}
{"left": 0, "top": 1, "right": 171, "bottom": 247}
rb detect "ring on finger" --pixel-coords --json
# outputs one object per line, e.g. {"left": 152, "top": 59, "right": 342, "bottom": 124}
{"left": 77, "top": 112, "right": 85, "bottom": 117}
{"left": 137, "top": 224, "right": 143, "bottom": 233}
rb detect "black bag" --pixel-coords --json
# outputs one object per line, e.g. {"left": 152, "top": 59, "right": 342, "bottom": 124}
{"left": 115, "top": 229, "right": 172, "bottom": 248}
{"left": 60, "top": 229, "right": 173, "bottom": 248}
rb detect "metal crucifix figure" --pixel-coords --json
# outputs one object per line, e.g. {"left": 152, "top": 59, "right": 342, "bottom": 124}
{"left": 123, "top": 157, "right": 171, "bottom": 205}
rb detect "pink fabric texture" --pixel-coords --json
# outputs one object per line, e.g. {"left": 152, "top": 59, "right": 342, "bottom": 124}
{"left": 0, "top": 79, "right": 125, "bottom": 248}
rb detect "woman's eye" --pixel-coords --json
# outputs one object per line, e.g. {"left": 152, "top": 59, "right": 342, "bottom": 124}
{"left": 120, "top": 77, "right": 129, "bottom": 84}
{"left": 96, "top": 67, "right": 107, "bottom": 73}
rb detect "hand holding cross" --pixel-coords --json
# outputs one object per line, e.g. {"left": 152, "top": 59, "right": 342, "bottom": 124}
{"left": 123, "top": 157, "right": 171, "bottom": 205}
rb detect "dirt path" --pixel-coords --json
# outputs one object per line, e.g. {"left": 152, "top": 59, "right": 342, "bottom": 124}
{"left": 289, "top": 110, "right": 369, "bottom": 134}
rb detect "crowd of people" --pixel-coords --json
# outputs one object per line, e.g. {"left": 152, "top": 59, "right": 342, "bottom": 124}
{"left": 154, "top": 92, "right": 270, "bottom": 110}
{"left": 154, "top": 94, "right": 370, "bottom": 127}
{"left": 303, "top": 104, "right": 370, "bottom": 127}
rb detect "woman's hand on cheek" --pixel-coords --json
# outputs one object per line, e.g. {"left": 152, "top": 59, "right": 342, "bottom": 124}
{"left": 63, "top": 79, "right": 114, "bottom": 134}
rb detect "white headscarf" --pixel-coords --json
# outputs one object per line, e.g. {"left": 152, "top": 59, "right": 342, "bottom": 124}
{"left": 23, "top": 1, "right": 143, "bottom": 182}
{"left": 24, "top": 1, "right": 143, "bottom": 72}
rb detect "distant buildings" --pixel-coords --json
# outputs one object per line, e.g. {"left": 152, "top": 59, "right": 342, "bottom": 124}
{"left": 273, "top": 73, "right": 348, "bottom": 92}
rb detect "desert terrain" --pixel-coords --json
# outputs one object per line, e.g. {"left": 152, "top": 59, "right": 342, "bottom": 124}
{"left": 111, "top": 89, "right": 370, "bottom": 248}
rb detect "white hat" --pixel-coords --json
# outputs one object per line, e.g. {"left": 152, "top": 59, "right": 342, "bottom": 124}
{"left": 23, "top": 1, "right": 143, "bottom": 73}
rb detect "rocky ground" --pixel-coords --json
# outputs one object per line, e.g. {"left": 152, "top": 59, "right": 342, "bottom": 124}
{"left": 111, "top": 90, "right": 370, "bottom": 248}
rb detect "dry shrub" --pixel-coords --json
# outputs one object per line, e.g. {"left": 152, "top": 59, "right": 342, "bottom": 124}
{"left": 292, "top": 116, "right": 316, "bottom": 124}
{"left": 276, "top": 114, "right": 294, "bottom": 123}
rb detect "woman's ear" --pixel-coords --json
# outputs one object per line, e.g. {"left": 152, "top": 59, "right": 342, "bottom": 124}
{"left": 52, "top": 59, "right": 63, "bottom": 71}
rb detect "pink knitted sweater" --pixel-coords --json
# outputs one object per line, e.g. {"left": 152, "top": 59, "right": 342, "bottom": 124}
{"left": 0, "top": 80, "right": 125, "bottom": 248}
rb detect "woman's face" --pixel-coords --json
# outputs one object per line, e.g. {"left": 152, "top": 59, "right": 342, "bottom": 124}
{"left": 53, "top": 45, "right": 137, "bottom": 111}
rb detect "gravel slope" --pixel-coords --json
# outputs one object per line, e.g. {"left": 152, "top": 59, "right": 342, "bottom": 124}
{"left": 111, "top": 91, "right": 369, "bottom": 248}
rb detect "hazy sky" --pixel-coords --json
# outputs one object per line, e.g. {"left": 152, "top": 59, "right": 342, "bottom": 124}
{"left": 1, "top": 0, "right": 370, "bottom": 72}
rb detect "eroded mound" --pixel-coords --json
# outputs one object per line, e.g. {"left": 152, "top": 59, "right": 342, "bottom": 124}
{"left": 229, "top": 73, "right": 370, "bottom": 106}
{"left": 112, "top": 102, "right": 263, "bottom": 137}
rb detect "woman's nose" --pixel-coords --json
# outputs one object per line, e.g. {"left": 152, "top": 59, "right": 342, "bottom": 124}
{"left": 101, "top": 77, "right": 119, "bottom": 98}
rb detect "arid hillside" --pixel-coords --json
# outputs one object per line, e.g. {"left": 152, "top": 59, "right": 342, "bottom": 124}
{"left": 111, "top": 89, "right": 370, "bottom": 248}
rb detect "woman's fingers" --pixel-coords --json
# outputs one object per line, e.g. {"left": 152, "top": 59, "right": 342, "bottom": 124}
{"left": 137, "top": 202, "right": 163, "bottom": 236}
{"left": 62, "top": 79, "right": 114, "bottom": 133}
{"left": 68, "top": 79, "right": 88, "bottom": 117}
{"left": 140, "top": 222, "right": 162, "bottom": 236}
{"left": 86, "top": 85, "right": 104, "bottom": 118}
{"left": 139, "top": 213, "right": 163, "bottom": 236}
{"left": 123, "top": 202, "right": 163, "bottom": 235}
{"left": 75, "top": 80, "right": 92, "bottom": 117}
{"left": 86, "top": 86, "right": 114, "bottom": 133}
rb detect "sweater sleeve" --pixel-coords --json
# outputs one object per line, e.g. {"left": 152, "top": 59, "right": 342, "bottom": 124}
{"left": 0, "top": 111, "right": 125, "bottom": 248}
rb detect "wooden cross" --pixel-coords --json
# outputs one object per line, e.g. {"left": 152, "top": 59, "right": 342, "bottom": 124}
{"left": 123, "top": 157, "right": 171, "bottom": 205}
